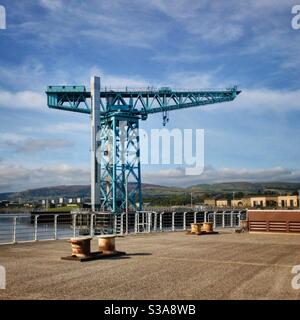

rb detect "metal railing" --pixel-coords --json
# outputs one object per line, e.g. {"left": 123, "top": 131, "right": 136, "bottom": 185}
{"left": 101, "top": 87, "right": 232, "bottom": 93}
{"left": 0, "top": 210, "right": 243, "bottom": 245}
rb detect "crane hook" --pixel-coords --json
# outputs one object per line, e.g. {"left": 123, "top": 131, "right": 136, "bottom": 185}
{"left": 162, "top": 111, "right": 169, "bottom": 126}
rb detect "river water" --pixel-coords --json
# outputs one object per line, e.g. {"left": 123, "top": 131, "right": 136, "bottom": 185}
{"left": 0, "top": 213, "right": 73, "bottom": 244}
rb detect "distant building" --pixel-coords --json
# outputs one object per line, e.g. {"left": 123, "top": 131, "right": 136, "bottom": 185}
{"left": 277, "top": 195, "right": 299, "bottom": 208}
{"left": 59, "top": 197, "right": 65, "bottom": 204}
{"left": 68, "top": 198, "right": 73, "bottom": 204}
{"left": 232, "top": 198, "right": 251, "bottom": 208}
{"left": 250, "top": 196, "right": 277, "bottom": 208}
{"left": 76, "top": 198, "right": 81, "bottom": 204}
{"left": 204, "top": 199, "right": 216, "bottom": 207}
{"left": 203, "top": 194, "right": 300, "bottom": 209}
{"left": 216, "top": 199, "right": 230, "bottom": 207}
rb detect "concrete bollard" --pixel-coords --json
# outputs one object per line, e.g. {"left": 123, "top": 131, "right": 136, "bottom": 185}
{"left": 97, "top": 235, "right": 116, "bottom": 254}
{"left": 69, "top": 237, "right": 92, "bottom": 258}
{"left": 190, "top": 223, "right": 202, "bottom": 234}
{"left": 202, "top": 222, "right": 213, "bottom": 233}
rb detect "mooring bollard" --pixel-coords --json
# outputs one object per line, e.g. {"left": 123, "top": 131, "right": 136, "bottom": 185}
{"left": 69, "top": 237, "right": 92, "bottom": 258}
{"left": 190, "top": 223, "right": 202, "bottom": 234}
{"left": 202, "top": 222, "right": 213, "bottom": 233}
{"left": 240, "top": 220, "right": 249, "bottom": 232}
{"left": 97, "top": 235, "right": 116, "bottom": 254}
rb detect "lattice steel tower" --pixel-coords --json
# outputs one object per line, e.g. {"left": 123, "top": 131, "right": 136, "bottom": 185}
{"left": 46, "top": 76, "right": 240, "bottom": 213}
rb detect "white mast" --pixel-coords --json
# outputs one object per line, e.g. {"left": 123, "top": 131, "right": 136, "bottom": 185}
{"left": 90, "top": 76, "right": 101, "bottom": 211}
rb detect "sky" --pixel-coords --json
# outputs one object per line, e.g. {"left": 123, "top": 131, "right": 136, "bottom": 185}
{"left": 1, "top": 0, "right": 300, "bottom": 191}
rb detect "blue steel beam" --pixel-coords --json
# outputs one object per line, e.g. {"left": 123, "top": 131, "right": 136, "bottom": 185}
{"left": 46, "top": 86, "right": 241, "bottom": 117}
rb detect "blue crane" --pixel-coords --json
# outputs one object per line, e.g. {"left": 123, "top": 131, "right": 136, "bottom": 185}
{"left": 46, "top": 76, "right": 241, "bottom": 213}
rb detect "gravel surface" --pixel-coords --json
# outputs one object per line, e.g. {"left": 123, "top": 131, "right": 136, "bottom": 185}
{"left": 1, "top": 230, "right": 300, "bottom": 300}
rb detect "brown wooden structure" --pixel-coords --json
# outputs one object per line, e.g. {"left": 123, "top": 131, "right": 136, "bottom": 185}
{"left": 248, "top": 210, "right": 300, "bottom": 233}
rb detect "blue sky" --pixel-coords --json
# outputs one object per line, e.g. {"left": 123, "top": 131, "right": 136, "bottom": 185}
{"left": 1, "top": 0, "right": 300, "bottom": 191}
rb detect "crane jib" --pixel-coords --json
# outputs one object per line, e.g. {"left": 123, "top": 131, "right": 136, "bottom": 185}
{"left": 46, "top": 86, "right": 241, "bottom": 117}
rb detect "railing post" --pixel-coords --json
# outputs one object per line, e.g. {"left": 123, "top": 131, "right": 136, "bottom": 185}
{"left": 135, "top": 213, "right": 138, "bottom": 233}
{"left": 120, "top": 213, "right": 125, "bottom": 235}
{"left": 183, "top": 212, "right": 187, "bottom": 230}
{"left": 73, "top": 214, "right": 77, "bottom": 238}
{"left": 113, "top": 214, "right": 117, "bottom": 235}
{"left": 90, "top": 214, "right": 94, "bottom": 237}
{"left": 213, "top": 212, "right": 216, "bottom": 229}
{"left": 154, "top": 212, "right": 158, "bottom": 231}
{"left": 13, "top": 216, "right": 17, "bottom": 244}
{"left": 172, "top": 212, "right": 176, "bottom": 231}
{"left": 160, "top": 212, "right": 164, "bottom": 232}
{"left": 126, "top": 212, "right": 129, "bottom": 235}
{"left": 34, "top": 215, "right": 39, "bottom": 241}
{"left": 230, "top": 211, "right": 233, "bottom": 228}
{"left": 204, "top": 211, "right": 207, "bottom": 223}
{"left": 54, "top": 214, "right": 58, "bottom": 240}
{"left": 222, "top": 213, "right": 225, "bottom": 228}
{"left": 148, "top": 212, "right": 152, "bottom": 233}
{"left": 194, "top": 211, "right": 197, "bottom": 224}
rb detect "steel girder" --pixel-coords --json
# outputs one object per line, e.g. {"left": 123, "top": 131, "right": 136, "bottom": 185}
{"left": 46, "top": 86, "right": 241, "bottom": 117}
{"left": 98, "top": 113, "right": 142, "bottom": 212}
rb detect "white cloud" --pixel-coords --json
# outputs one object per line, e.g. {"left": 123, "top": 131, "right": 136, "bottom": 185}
{"left": 165, "top": 71, "right": 215, "bottom": 90}
{"left": 2, "top": 161, "right": 300, "bottom": 192}
{"left": 0, "top": 63, "right": 150, "bottom": 111}
{"left": 15, "top": 138, "right": 72, "bottom": 153}
{"left": 0, "top": 133, "right": 24, "bottom": 143}
{"left": 11, "top": 0, "right": 170, "bottom": 48}
{"left": 148, "top": 0, "right": 300, "bottom": 72}
{"left": 194, "top": 88, "right": 300, "bottom": 113}
{"left": 0, "top": 163, "right": 89, "bottom": 192}
{"left": 227, "top": 88, "right": 300, "bottom": 113}
{"left": 88, "top": 66, "right": 150, "bottom": 89}
{"left": 0, "top": 90, "right": 44, "bottom": 110}
{"left": 149, "top": 0, "right": 243, "bottom": 43}
{"left": 0, "top": 135, "right": 72, "bottom": 153}
{"left": 150, "top": 0, "right": 296, "bottom": 44}
{"left": 6, "top": 0, "right": 300, "bottom": 71}
{"left": 24, "top": 122, "right": 90, "bottom": 134}
{"left": 39, "top": 0, "right": 63, "bottom": 10}
{"left": 0, "top": 61, "right": 45, "bottom": 90}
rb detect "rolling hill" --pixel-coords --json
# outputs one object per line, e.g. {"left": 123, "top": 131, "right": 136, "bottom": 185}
{"left": 1, "top": 181, "right": 300, "bottom": 202}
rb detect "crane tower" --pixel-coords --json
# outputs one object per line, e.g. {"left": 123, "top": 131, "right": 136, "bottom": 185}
{"left": 46, "top": 76, "right": 241, "bottom": 213}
